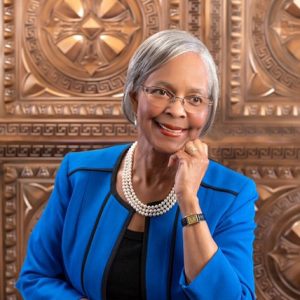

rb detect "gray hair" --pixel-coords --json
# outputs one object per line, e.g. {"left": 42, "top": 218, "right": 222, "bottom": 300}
{"left": 122, "top": 29, "right": 219, "bottom": 136}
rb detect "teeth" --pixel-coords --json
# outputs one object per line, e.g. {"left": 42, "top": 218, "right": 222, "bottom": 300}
{"left": 158, "top": 123, "right": 182, "bottom": 135}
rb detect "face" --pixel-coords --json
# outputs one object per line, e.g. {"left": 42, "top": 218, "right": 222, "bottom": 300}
{"left": 132, "top": 52, "right": 210, "bottom": 154}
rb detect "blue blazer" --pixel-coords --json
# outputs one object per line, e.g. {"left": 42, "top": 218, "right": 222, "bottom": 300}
{"left": 16, "top": 144, "right": 258, "bottom": 300}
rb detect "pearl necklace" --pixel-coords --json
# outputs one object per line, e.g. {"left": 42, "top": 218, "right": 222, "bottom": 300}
{"left": 122, "top": 142, "right": 177, "bottom": 216}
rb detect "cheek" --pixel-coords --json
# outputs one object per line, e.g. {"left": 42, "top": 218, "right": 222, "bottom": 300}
{"left": 189, "top": 110, "right": 209, "bottom": 128}
{"left": 137, "top": 99, "right": 163, "bottom": 119}
{"left": 188, "top": 111, "right": 209, "bottom": 139}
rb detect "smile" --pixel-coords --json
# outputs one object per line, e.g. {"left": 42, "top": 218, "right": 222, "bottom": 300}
{"left": 155, "top": 121, "right": 187, "bottom": 137}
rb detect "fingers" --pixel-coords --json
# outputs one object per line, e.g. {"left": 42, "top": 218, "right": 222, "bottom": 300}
{"left": 185, "top": 141, "right": 198, "bottom": 156}
{"left": 185, "top": 145, "right": 198, "bottom": 155}
{"left": 194, "top": 139, "right": 208, "bottom": 156}
{"left": 171, "top": 150, "right": 193, "bottom": 168}
{"left": 184, "top": 139, "right": 208, "bottom": 157}
{"left": 168, "top": 151, "right": 190, "bottom": 168}
{"left": 168, "top": 139, "right": 209, "bottom": 168}
{"left": 168, "top": 154, "right": 177, "bottom": 168}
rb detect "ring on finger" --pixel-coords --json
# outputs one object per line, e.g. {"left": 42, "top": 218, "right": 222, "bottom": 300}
{"left": 186, "top": 147, "right": 198, "bottom": 153}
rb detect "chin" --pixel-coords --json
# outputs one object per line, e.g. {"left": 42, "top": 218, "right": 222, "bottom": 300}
{"left": 150, "top": 140, "right": 186, "bottom": 155}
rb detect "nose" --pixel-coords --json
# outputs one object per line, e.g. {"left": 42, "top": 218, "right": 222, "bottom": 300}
{"left": 171, "top": 96, "right": 185, "bottom": 105}
{"left": 164, "top": 97, "right": 187, "bottom": 118}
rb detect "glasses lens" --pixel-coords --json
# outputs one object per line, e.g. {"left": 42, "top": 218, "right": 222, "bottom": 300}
{"left": 143, "top": 86, "right": 171, "bottom": 106}
{"left": 142, "top": 86, "right": 211, "bottom": 113}
{"left": 184, "top": 96, "right": 211, "bottom": 113}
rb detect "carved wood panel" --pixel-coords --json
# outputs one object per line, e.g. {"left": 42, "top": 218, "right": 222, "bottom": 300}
{"left": 0, "top": 0, "right": 299, "bottom": 299}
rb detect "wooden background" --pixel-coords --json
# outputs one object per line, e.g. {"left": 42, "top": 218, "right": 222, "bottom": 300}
{"left": 0, "top": 0, "right": 299, "bottom": 299}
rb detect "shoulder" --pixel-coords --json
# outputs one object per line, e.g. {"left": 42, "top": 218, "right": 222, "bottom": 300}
{"left": 202, "top": 159, "right": 256, "bottom": 196}
{"left": 66, "top": 143, "right": 130, "bottom": 175}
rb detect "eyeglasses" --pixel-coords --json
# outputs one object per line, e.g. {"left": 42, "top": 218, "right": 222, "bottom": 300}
{"left": 140, "top": 85, "right": 212, "bottom": 113}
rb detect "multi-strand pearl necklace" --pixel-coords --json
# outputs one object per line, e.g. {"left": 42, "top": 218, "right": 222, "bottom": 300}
{"left": 122, "top": 142, "right": 177, "bottom": 216}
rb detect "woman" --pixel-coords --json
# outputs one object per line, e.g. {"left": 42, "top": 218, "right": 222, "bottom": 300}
{"left": 17, "top": 30, "right": 258, "bottom": 300}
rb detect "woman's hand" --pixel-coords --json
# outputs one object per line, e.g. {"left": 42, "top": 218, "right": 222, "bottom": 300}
{"left": 168, "top": 139, "right": 209, "bottom": 213}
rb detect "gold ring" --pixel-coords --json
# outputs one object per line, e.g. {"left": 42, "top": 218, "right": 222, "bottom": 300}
{"left": 186, "top": 147, "right": 198, "bottom": 153}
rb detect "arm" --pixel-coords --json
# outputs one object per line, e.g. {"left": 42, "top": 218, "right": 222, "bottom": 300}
{"left": 179, "top": 179, "right": 258, "bottom": 300}
{"left": 169, "top": 140, "right": 258, "bottom": 299}
{"left": 16, "top": 154, "right": 85, "bottom": 300}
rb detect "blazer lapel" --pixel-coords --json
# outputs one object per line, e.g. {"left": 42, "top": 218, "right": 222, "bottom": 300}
{"left": 82, "top": 193, "right": 133, "bottom": 300}
{"left": 145, "top": 204, "right": 180, "bottom": 300}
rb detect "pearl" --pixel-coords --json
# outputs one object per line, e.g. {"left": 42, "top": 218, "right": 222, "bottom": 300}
{"left": 122, "top": 142, "right": 177, "bottom": 217}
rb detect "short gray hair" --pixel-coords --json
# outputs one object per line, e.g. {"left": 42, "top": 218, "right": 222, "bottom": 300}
{"left": 122, "top": 29, "right": 219, "bottom": 136}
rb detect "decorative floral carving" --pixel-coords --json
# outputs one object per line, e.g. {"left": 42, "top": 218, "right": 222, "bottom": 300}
{"left": 45, "top": 0, "right": 139, "bottom": 75}
{"left": 255, "top": 188, "right": 300, "bottom": 299}
{"left": 269, "top": 234, "right": 300, "bottom": 290}
{"left": 278, "top": 1, "right": 300, "bottom": 60}
{"left": 21, "top": 0, "right": 148, "bottom": 97}
{"left": 252, "top": 0, "right": 300, "bottom": 92}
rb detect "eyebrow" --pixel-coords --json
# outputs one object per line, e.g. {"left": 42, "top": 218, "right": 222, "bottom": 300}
{"left": 151, "top": 81, "right": 207, "bottom": 94}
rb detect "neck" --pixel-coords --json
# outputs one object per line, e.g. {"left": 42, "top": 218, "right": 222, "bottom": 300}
{"left": 132, "top": 140, "right": 176, "bottom": 186}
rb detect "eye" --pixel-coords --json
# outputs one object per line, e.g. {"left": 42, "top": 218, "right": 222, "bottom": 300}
{"left": 187, "top": 96, "right": 204, "bottom": 106}
{"left": 149, "top": 87, "right": 170, "bottom": 97}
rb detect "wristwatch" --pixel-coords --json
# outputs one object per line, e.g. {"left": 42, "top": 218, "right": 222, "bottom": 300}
{"left": 181, "top": 213, "right": 205, "bottom": 227}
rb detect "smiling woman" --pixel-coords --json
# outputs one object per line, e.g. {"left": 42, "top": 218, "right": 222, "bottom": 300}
{"left": 130, "top": 51, "right": 212, "bottom": 154}
{"left": 16, "top": 30, "right": 258, "bottom": 300}
{"left": 123, "top": 30, "right": 219, "bottom": 138}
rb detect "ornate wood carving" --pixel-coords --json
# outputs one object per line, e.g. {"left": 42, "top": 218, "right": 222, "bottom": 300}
{"left": 255, "top": 188, "right": 300, "bottom": 299}
{"left": 220, "top": 0, "right": 300, "bottom": 118}
{"left": 0, "top": 122, "right": 137, "bottom": 139}
{"left": 0, "top": 0, "right": 299, "bottom": 299}
{"left": 2, "top": 162, "right": 58, "bottom": 299}
{"left": 4, "top": 0, "right": 161, "bottom": 118}
{"left": 22, "top": 0, "right": 140, "bottom": 96}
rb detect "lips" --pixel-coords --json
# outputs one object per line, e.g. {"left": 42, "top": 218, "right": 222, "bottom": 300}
{"left": 155, "top": 121, "right": 187, "bottom": 137}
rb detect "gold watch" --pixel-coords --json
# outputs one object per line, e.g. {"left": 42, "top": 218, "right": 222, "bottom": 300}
{"left": 181, "top": 213, "right": 205, "bottom": 227}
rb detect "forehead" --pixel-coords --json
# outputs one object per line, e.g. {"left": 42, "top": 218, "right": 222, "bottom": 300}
{"left": 145, "top": 52, "right": 209, "bottom": 92}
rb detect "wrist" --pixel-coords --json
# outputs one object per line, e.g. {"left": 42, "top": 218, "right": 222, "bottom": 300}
{"left": 178, "top": 196, "right": 201, "bottom": 216}
{"left": 181, "top": 213, "right": 205, "bottom": 227}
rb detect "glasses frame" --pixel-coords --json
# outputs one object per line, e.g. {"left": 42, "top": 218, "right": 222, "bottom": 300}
{"left": 140, "top": 85, "right": 213, "bottom": 111}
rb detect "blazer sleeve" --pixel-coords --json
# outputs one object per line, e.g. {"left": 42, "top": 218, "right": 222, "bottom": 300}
{"left": 16, "top": 154, "right": 84, "bottom": 300}
{"left": 179, "top": 179, "right": 258, "bottom": 300}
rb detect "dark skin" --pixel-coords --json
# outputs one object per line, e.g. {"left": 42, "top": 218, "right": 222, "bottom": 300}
{"left": 115, "top": 52, "right": 218, "bottom": 283}
{"left": 116, "top": 146, "right": 176, "bottom": 232}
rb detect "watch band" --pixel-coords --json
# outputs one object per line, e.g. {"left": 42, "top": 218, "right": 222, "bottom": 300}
{"left": 181, "top": 213, "right": 205, "bottom": 227}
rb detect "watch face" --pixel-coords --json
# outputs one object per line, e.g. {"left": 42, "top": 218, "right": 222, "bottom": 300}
{"left": 187, "top": 215, "right": 199, "bottom": 224}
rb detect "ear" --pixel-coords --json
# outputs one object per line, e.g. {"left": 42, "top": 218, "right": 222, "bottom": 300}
{"left": 130, "top": 91, "right": 138, "bottom": 114}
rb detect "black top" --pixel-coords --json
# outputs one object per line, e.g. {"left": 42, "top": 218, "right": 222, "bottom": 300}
{"left": 106, "top": 229, "right": 144, "bottom": 300}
